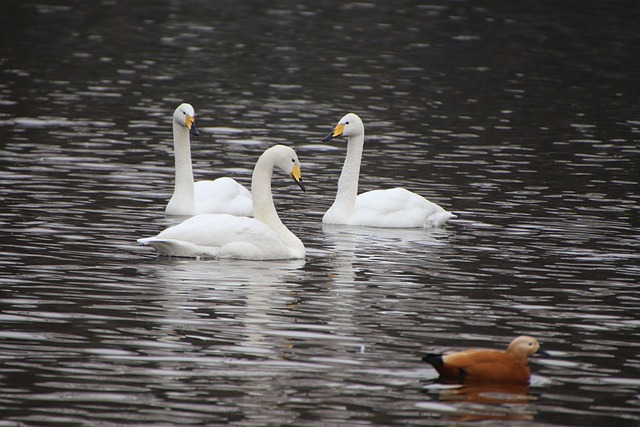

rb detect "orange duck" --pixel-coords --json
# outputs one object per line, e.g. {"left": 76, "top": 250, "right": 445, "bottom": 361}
{"left": 423, "top": 336, "right": 542, "bottom": 384}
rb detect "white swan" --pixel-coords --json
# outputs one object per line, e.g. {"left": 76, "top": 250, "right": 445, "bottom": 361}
{"left": 139, "top": 145, "right": 306, "bottom": 260}
{"left": 322, "top": 113, "right": 455, "bottom": 228}
{"left": 165, "top": 103, "right": 253, "bottom": 217}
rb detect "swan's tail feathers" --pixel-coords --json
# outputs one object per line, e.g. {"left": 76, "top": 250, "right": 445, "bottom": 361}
{"left": 427, "top": 211, "right": 457, "bottom": 228}
{"left": 137, "top": 237, "right": 154, "bottom": 245}
{"left": 137, "top": 237, "right": 219, "bottom": 258}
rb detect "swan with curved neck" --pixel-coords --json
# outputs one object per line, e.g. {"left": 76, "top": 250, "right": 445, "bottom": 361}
{"left": 165, "top": 103, "right": 253, "bottom": 217}
{"left": 139, "top": 145, "right": 305, "bottom": 260}
{"left": 322, "top": 113, "right": 455, "bottom": 228}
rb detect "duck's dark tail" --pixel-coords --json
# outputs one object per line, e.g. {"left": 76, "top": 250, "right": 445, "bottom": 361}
{"left": 422, "top": 353, "right": 444, "bottom": 367}
{"left": 422, "top": 353, "right": 466, "bottom": 382}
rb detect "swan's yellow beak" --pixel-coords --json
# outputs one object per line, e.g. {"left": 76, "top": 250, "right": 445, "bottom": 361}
{"left": 291, "top": 164, "right": 305, "bottom": 192}
{"left": 186, "top": 115, "right": 199, "bottom": 136}
{"left": 322, "top": 123, "right": 344, "bottom": 142}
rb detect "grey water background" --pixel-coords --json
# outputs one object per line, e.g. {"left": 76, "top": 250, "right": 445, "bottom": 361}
{"left": 1, "top": 0, "right": 639, "bottom": 425}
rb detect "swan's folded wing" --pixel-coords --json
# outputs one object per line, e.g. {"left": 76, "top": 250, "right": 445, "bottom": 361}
{"left": 137, "top": 237, "right": 220, "bottom": 258}
{"left": 354, "top": 188, "right": 454, "bottom": 228}
{"left": 157, "top": 214, "right": 272, "bottom": 244}
{"left": 138, "top": 214, "right": 292, "bottom": 259}
{"left": 194, "top": 178, "right": 253, "bottom": 217}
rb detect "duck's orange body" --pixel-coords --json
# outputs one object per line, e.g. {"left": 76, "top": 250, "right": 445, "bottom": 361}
{"left": 423, "top": 336, "right": 541, "bottom": 384}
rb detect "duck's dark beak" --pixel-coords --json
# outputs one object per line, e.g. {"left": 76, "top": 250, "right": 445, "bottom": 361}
{"left": 537, "top": 348, "right": 551, "bottom": 357}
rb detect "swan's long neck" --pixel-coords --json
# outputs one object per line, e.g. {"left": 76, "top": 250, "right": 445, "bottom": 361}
{"left": 252, "top": 153, "right": 300, "bottom": 250}
{"left": 332, "top": 132, "right": 364, "bottom": 212}
{"left": 167, "top": 122, "right": 195, "bottom": 214}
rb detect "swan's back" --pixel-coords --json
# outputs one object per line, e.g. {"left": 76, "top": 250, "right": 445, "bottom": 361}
{"left": 194, "top": 177, "right": 253, "bottom": 216}
{"left": 350, "top": 188, "right": 455, "bottom": 228}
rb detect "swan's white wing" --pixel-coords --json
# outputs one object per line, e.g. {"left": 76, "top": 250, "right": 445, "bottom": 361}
{"left": 138, "top": 214, "right": 295, "bottom": 260}
{"left": 194, "top": 177, "right": 253, "bottom": 216}
{"left": 352, "top": 188, "right": 455, "bottom": 228}
{"left": 136, "top": 238, "right": 221, "bottom": 258}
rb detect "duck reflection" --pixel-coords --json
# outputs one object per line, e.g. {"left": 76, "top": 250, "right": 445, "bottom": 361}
{"left": 422, "top": 381, "right": 536, "bottom": 422}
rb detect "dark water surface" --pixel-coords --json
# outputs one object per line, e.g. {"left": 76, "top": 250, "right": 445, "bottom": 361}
{"left": 1, "top": 0, "right": 639, "bottom": 425}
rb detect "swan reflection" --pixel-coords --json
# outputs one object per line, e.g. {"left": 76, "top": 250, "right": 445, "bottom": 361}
{"left": 142, "top": 258, "right": 305, "bottom": 357}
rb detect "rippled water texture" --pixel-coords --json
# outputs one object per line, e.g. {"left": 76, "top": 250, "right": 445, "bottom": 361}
{"left": 1, "top": 0, "right": 639, "bottom": 425}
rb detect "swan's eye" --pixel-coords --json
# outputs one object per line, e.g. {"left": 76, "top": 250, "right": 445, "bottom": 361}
{"left": 291, "top": 158, "right": 295, "bottom": 162}
{"left": 345, "top": 121, "right": 350, "bottom": 125}
{"left": 528, "top": 342, "right": 533, "bottom": 346}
